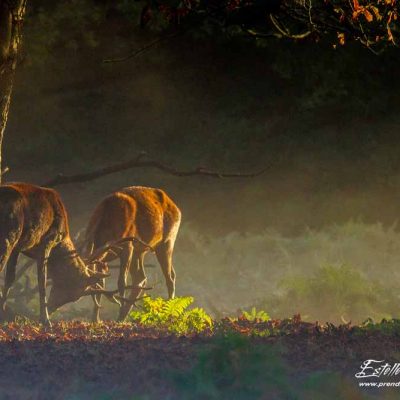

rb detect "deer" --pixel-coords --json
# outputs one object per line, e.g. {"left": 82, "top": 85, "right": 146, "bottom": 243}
{"left": 83, "top": 186, "right": 181, "bottom": 322}
{"left": 0, "top": 182, "right": 128, "bottom": 326}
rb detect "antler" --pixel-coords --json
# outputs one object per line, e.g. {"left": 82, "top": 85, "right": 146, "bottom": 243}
{"left": 84, "top": 287, "right": 121, "bottom": 305}
{"left": 114, "top": 294, "right": 149, "bottom": 307}
{"left": 87, "top": 236, "right": 154, "bottom": 263}
{"left": 86, "top": 260, "right": 109, "bottom": 274}
{"left": 124, "top": 284, "right": 156, "bottom": 291}
{"left": 83, "top": 281, "right": 156, "bottom": 306}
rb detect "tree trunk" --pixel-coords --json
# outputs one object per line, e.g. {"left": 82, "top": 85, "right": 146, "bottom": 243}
{"left": 0, "top": 0, "right": 26, "bottom": 184}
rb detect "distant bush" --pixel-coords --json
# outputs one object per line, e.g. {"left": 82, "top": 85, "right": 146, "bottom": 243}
{"left": 129, "top": 296, "right": 213, "bottom": 335}
{"left": 258, "top": 264, "right": 399, "bottom": 324}
{"left": 176, "top": 222, "right": 400, "bottom": 321}
{"left": 357, "top": 318, "right": 400, "bottom": 336}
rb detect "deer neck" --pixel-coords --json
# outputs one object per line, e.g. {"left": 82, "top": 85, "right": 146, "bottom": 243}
{"left": 48, "top": 236, "right": 89, "bottom": 285}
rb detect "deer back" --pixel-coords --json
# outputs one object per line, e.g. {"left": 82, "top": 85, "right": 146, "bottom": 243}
{"left": 85, "top": 186, "right": 181, "bottom": 252}
{"left": 0, "top": 183, "right": 107, "bottom": 313}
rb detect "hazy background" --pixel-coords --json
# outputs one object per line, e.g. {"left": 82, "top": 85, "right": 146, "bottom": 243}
{"left": 5, "top": 15, "right": 400, "bottom": 323}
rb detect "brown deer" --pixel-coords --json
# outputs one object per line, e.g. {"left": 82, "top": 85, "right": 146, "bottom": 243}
{"left": 84, "top": 186, "right": 181, "bottom": 322}
{"left": 0, "top": 182, "right": 122, "bottom": 326}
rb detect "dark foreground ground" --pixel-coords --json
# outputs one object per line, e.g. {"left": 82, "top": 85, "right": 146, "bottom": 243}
{"left": 0, "top": 318, "right": 399, "bottom": 400}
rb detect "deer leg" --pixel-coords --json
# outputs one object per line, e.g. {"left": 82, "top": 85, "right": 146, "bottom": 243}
{"left": 37, "top": 244, "right": 54, "bottom": 327}
{"left": 138, "top": 252, "right": 147, "bottom": 289}
{"left": 91, "top": 278, "right": 104, "bottom": 323}
{"left": 156, "top": 242, "right": 176, "bottom": 299}
{"left": 132, "top": 252, "right": 147, "bottom": 297}
{"left": 118, "top": 253, "right": 146, "bottom": 321}
{"left": 0, "top": 250, "right": 19, "bottom": 320}
{"left": 0, "top": 250, "right": 19, "bottom": 311}
{"left": 0, "top": 233, "right": 19, "bottom": 319}
{"left": 118, "top": 243, "right": 133, "bottom": 298}
{"left": 0, "top": 213, "right": 21, "bottom": 274}
{"left": 116, "top": 243, "right": 133, "bottom": 321}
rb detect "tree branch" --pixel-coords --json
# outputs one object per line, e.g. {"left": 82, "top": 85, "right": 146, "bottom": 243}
{"left": 103, "top": 31, "right": 183, "bottom": 63}
{"left": 44, "top": 152, "right": 270, "bottom": 188}
{"left": 269, "top": 14, "right": 312, "bottom": 39}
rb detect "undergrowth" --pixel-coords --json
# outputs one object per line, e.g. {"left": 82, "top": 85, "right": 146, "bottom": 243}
{"left": 129, "top": 296, "right": 213, "bottom": 335}
{"left": 172, "top": 334, "right": 366, "bottom": 400}
{"left": 257, "top": 263, "right": 400, "bottom": 324}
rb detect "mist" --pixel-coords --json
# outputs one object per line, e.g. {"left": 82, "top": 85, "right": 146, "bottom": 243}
{"left": 5, "top": 28, "right": 400, "bottom": 324}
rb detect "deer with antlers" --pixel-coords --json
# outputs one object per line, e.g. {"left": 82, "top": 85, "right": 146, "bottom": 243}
{"left": 0, "top": 182, "right": 126, "bottom": 326}
{"left": 83, "top": 186, "right": 181, "bottom": 322}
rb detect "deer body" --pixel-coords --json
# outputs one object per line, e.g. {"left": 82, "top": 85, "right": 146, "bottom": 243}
{"left": 0, "top": 183, "right": 106, "bottom": 325}
{"left": 85, "top": 186, "right": 181, "bottom": 321}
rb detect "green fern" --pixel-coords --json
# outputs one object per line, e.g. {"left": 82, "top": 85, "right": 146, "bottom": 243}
{"left": 129, "top": 296, "right": 213, "bottom": 335}
{"left": 242, "top": 307, "right": 270, "bottom": 322}
{"left": 162, "top": 297, "right": 193, "bottom": 318}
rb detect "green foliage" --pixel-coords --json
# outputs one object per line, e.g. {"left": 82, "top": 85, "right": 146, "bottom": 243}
{"left": 241, "top": 307, "right": 270, "bottom": 322}
{"left": 177, "top": 222, "right": 400, "bottom": 321}
{"left": 357, "top": 318, "right": 400, "bottom": 336}
{"left": 129, "top": 296, "right": 213, "bottom": 335}
{"left": 260, "top": 264, "right": 399, "bottom": 324}
{"left": 173, "top": 334, "right": 292, "bottom": 400}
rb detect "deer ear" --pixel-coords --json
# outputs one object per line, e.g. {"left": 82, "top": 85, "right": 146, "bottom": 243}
{"left": 86, "top": 271, "right": 110, "bottom": 286}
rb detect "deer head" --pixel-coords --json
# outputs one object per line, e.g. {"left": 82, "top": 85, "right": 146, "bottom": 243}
{"left": 47, "top": 268, "right": 110, "bottom": 314}
{"left": 46, "top": 237, "right": 144, "bottom": 313}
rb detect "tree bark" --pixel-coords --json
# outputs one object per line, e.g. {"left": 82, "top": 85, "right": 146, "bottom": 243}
{"left": 0, "top": 0, "right": 26, "bottom": 184}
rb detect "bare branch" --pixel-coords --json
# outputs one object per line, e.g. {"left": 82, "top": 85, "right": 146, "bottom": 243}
{"left": 44, "top": 152, "right": 270, "bottom": 188}
{"left": 103, "top": 31, "right": 183, "bottom": 63}
{"left": 269, "top": 14, "right": 312, "bottom": 39}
